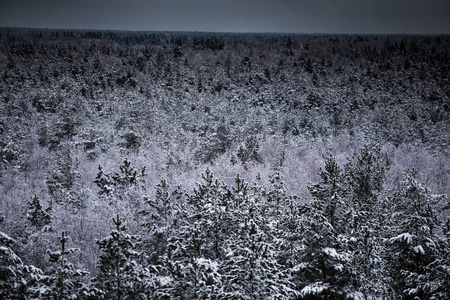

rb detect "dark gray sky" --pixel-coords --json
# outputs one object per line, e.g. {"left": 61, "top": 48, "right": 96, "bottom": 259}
{"left": 1, "top": 0, "right": 449, "bottom": 34}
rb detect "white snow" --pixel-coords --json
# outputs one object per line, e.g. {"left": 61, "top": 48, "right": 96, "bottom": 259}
{"left": 300, "top": 282, "right": 328, "bottom": 296}
{"left": 413, "top": 245, "right": 425, "bottom": 254}
{"left": 347, "top": 291, "right": 365, "bottom": 300}
{"left": 158, "top": 276, "right": 173, "bottom": 286}
{"left": 334, "top": 263, "right": 344, "bottom": 272}
{"left": 390, "top": 232, "right": 414, "bottom": 244}
{"left": 195, "top": 257, "right": 219, "bottom": 271}
{"left": 0, "top": 231, "right": 14, "bottom": 243}
{"left": 292, "top": 262, "right": 308, "bottom": 272}
{"left": 323, "top": 247, "right": 338, "bottom": 257}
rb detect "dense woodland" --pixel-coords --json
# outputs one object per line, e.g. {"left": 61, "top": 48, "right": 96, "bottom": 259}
{"left": 0, "top": 28, "right": 450, "bottom": 299}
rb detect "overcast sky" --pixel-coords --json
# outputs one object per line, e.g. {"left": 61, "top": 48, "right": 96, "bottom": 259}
{"left": 1, "top": 0, "right": 449, "bottom": 34}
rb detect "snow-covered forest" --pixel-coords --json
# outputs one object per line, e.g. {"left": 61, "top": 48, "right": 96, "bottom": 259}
{"left": 1, "top": 28, "right": 449, "bottom": 299}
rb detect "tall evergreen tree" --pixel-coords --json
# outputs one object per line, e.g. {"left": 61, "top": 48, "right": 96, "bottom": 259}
{"left": 159, "top": 170, "right": 232, "bottom": 298}
{"left": 195, "top": 118, "right": 232, "bottom": 163}
{"left": 46, "top": 146, "right": 79, "bottom": 203}
{"left": 266, "top": 171, "right": 287, "bottom": 224}
{"left": 93, "top": 214, "right": 154, "bottom": 300}
{"left": 308, "top": 155, "right": 346, "bottom": 231}
{"left": 163, "top": 222, "right": 222, "bottom": 299}
{"left": 424, "top": 217, "right": 450, "bottom": 299}
{"left": 222, "top": 217, "right": 297, "bottom": 300}
{"left": 295, "top": 200, "right": 353, "bottom": 299}
{"left": 94, "top": 158, "right": 147, "bottom": 201}
{"left": 186, "top": 168, "right": 237, "bottom": 260}
{"left": 222, "top": 175, "right": 296, "bottom": 299}
{"left": 139, "top": 177, "right": 183, "bottom": 265}
{"left": 343, "top": 147, "right": 388, "bottom": 233}
{"left": 277, "top": 195, "right": 303, "bottom": 268}
{"left": 41, "top": 231, "right": 91, "bottom": 300}
{"left": 1, "top": 212, "right": 43, "bottom": 299}
{"left": 237, "top": 135, "right": 262, "bottom": 168}
{"left": 387, "top": 171, "right": 445, "bottom": 299}
{"left": 342, "top": 148, "right": 391, "bottom": 299}
{"left": 26, "top": 194, "right": 51, "bottom": 232}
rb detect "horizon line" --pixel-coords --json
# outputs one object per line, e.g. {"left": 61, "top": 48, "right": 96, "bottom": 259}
{"left": 1, "top": 26, "right": 449, "bottom": 36}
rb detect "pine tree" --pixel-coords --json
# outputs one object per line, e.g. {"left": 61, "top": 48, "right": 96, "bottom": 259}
{"left": 55, "top": 114, "right": 78, "bottom": 141}
{"left": 294, "top": 200, "right": 353, "bottom": 299}
{"left": 46, "top": 146, "right": 80, "bottom": 204}
{"left": 224, "top": 175, "right": 296, "bottom": 299}
{"left": 277, "top": 195, "right": 303, "bottom": 267}
{"left": 163, "top": 223, "right": 222, "bottom": 299}
{"left": 194, "top": 119, "right": 232, "bottom": 163}
{"left": 161, "top": 170, "right": 298, "bottom": 299}
{"left": 159, "top": 169, "right": 230, "bottom": 298}
{"left": 305, "top": 155, "right": 360, "bottom": 298}
{"left": 142, "top": 178, "right": 181, "bottom": 227}
{"left": 26, "top": 194, "right": 51, "bottom": 232}
{"left": 93, "top": 165, "right": 115, "bottom": 196}
{"left": 221, "top": 217, "right": 296, "bottom": 299}
{"left": 112, "top": 158, "right": 145, "bottom": 188}
{"left": 41, "top": 231, "right": 91, "bottom": 300}
{"left": 341, "top": 225, "right": 390, "bottom": 299}
{"left": 308, "top": 154, "right": 345, "bottom": 230}
{"left": 341, "top": 148, "right": 391, "bottom": 299}
{"left": 343, "top": 147, "right": 388, "bottom": 233}
{"left": 139, "top": 177, "right": 184, "bottom": 265}
{"left": 237, "top": 135, "right": 262, "bottom": 168}
{"left": 187, "top": 168, "right": 222, "bottom": 212}
{"left": 266, "top": 171, "right": 287, "bottom": 224}
{"left": 0, "top": 212, "right": 43, "bottom": 299}
{"left": 425, "top": 217, "right": 450, "bottom": 299}
{"left": 187, "top": 168, "right": 237, "bottom": 260}
{"left": 0, "top": 233, "right": 24, "bottom": 299}
{"left": 93, "top": 214, "right": 153, "bottom": 300}
{"left": 261, "top": 172, "right": 304, "bottom": 271}
{"left": 386, "top": 171, "right": 445, "bottom": 299}
{"left": 94, "top": 158, "right": 146, "bottom": 200}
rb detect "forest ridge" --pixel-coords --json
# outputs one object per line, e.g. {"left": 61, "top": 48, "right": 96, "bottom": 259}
{"left": 0, "top": 29, "right": 450, "bottom": 299}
